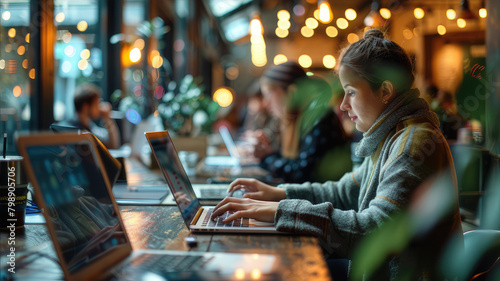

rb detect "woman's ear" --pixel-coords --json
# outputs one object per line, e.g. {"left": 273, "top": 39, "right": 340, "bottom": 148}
{"left": 380, "top": 81, "right": 395, "bottom": 104}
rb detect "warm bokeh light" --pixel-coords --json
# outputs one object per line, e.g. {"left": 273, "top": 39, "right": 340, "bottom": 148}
{"left": 152, "top": 55, "right": 163, "bottom": 68}
{"left": 414, "top": 8, "right": 425, "bottom": 19}
{"left": 347, "top": 33, "right": 360, "bottom": 43}
{"left": 29, "top": 68, "right": 35, "bottom": 79}
{"left": 403, "top": 28, "right": 413, "bottom": 40}
{"left": 277, "top": 10, "right": 290, "bottom": 21}
{"left": 251, "top": 269, "right": 262, "bottom": 280}
{"left": 25, "top": 33, "right": 30, "bottom": 43}
{"left": 213, "top": 87, "right": 234, "bottom": 107}
{"left": 17, "top": 46, "right": 26, "bottom": 56}
{"left": 326, "top": 26, "right": 338, "bottom": 37}
{"left": 133, "top": 39, "right": 145, "bottom": 50}
{"left": 8, "top": 28, "right": 16, "bottom": 38}
{"left": 2, "top": 11, "right": 11, "bottom": 21}
{"left": 235, "top": 269, "right": 245, "bottom": 280}
{"left": 380, "top": 8, "right": 391, "bottom": 19}
{"left": 457, "top": 18, "right": 466, "bottom": 28}
{"left": 446, "top": 9, "right": 456, "bottom": 20}
{"left": 305, "top": 17, "right": 319, "bottom": 29}
{"left": 78, "top": 60, "right": 88, "bottom": 70}
{"left": 22, "top": 59, "right": 28, "bottom": 69}
{"left": 323, "top": 55, "right": 336, "bottom": 69}
{"left": 0, "top": 59, "right": 5, "bottom": 70}
{"left": 64, "top": 45, "right": 76, "bottom": 57}
{"left": 301, "top": 26, "right": 314, "bottom": 37}
{"left": 250, "top": 35, "right": 264, "bottom": 44}
{"left": 62, "top": 32, "right": 72, "bottom": 43}
{"left": 479, "top": 8, "right": 487, "bottom": 18}
{"left": 336, "top": 18, "right": 348, "bottom": 29}
{"left": 274, "top": 54, "right": 288, "bottom": 65}
{"left": 80, "top": 49, "right": 90, "bottom": 60}
{"left": 55, "top": 12, "right": 65, "bottom": 23}
{"left": 298, "top": 54, "right": 312, "bottom": 68}
{"left": 345, "top": 8, "right": 357, "bottom": 21}
{"left": 77, "top": 20, "right": 88, "bottom": 32}
{"left": 437, "top": 25, "right": 447, "bottom": 35}
{"left": 277, "top": 19, "right": 291, "bottom": 30}
{"left": 318, "top": 2, "right": 333, "bottom": 24}
{"left": 313, "top": 8, "right": 320, "bottom": 20}
{"left": 13, "top": 86, "right": 21, "bottom": 97}
{"left": 275, "top": 27, "right": 289, "bottom": 38}
{"left": 250, "top": 18, "right": 263, "bottom": 35}
{"left": 130, "top": 47, "right": 141, "bottom": 62}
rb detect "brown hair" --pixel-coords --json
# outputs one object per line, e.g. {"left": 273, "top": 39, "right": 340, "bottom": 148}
{"left": 260, "top": 61, "right": 307, "bottom": 92}
{"left": 339, "top": 29, "right": 414, "bottom": 94}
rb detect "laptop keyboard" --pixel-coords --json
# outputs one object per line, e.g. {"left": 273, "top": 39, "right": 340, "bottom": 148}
{"left": 203, "top": 209, "right": 250, "bottom": 227}
{"left": 132, "top": 253, "right": 210, "bottom": 272}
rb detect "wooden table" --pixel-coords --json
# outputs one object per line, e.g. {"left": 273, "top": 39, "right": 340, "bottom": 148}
{"left": 0, "top": 157, "right": 331, "bottom": 280}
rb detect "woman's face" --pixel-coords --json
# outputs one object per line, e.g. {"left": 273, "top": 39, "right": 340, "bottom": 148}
{"left": 261, "top": 83, "right": 286, "bottom": 119}
{"left": 339, "top": 65, "right": 387, "bottom": 133}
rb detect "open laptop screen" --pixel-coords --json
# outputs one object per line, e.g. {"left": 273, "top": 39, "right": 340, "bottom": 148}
{"left": 26, "top": 141, "right": 127, "bottom": 273}
{"left": 146, "top": 132, "right": 201, "bottom": 225}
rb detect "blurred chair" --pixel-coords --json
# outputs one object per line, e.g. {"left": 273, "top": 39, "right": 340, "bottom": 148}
{"left": 464, "top": 230, "right": 500, "bottom": 281}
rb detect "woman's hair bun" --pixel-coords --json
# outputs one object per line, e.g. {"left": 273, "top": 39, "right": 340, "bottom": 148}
{"left": 363, "top": 29, "right": 385, "bottom": 40}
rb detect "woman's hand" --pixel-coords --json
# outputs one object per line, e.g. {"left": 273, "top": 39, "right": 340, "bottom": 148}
{"left": 212, "top": 197, "right": 279, "bottom": 223}
{"left": 253, "top": 130, "right": 273, "bottom": 159}
{"left": 228, "top": 178, "right": 286, "bottom": 202}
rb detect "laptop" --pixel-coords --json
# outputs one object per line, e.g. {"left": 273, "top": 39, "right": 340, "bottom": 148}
{"left": 204, "top": 126, "right": 260, "bottom": 167}
{"left": 145, "top": 131, "right": 280, "bottom": 234}
{"left": 17, "top": 133, "right": 277, "bottom": 281}
{"left": 50, "top": 123, "right": 170, "bottom": 205}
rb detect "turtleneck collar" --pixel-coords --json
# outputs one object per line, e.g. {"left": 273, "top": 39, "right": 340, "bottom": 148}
{"left": 355, "top": 88, "right": 440, "bottom": 158}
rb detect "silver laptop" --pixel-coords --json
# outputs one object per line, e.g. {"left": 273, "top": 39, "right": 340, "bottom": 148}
{"left": 145, "top": 131, "right": 280, "bottom": 234}
{"left": 17, "top": 132, "right": 277, "bottom": 281}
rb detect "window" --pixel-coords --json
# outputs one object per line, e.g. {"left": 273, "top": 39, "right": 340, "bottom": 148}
{"left": 0, "top": 1, "right": 31, "bottom": 155}
{"left": 53, "top": 0, "right": 100, "bottom": 121}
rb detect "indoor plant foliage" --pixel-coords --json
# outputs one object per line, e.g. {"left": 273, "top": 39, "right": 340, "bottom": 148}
{"left": 157, "top": 75, "right": 219, "bottom": 136}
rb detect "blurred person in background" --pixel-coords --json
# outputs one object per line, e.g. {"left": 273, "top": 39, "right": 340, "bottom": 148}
{"left": 255, "top": 61, "right": 351, "bottom": 183}
{"left": 212, "top": 29, "right": 462, "bottom": 280}
{"left": 62, "top": 83, "right": 121, "bottom": 149}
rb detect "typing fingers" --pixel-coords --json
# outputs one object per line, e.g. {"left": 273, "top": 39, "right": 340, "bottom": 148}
{"left": 223, "top": 210, "right": 251, "bottom": 223}
{"left": 211, "top": 202, "right": 246, "bottom": 219}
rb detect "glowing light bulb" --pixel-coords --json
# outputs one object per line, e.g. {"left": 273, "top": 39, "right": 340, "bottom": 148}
{"left": 446, "top": 9, "right": 456, "bottom": 20}
{"left": 457, "top": 18, "right": 466, "bottom": 28}
{"left": 326, "top": 26, "right": 338, "bottom": 37}
{"left": 130, "top": 48, "right": 141, "bottom": 62}
{"left": 277, "top": 10, "right": 290, "bottom": 21}
{"left": 323, "top": 55, "right": 336, "bottom": 69}
{"left": 298, "top": 54, "right": 312, "bottom": 68}
{"left": 479, "top": 8, "right": 487, "bottom": 18}
{"left": 345, "top": 8, "right": 357, "bottom": 21}
{"left": 437, "top": 25, "right": 446, "bottom": 35}
{"left": 379, "top": 8, "right": 391, "bottom": 19}
{"left": 414, "top": 8, "right": 425, "bottom": 19}
{"left": 318, "top": 2, "right": 333, "bottom": 24}
{"left": 274, "top": 54, "right": 288, "bottom": 65}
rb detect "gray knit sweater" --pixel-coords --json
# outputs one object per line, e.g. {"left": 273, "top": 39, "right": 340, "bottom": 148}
{"left": 274, "top": 89, "right": 462, "bottom": 260}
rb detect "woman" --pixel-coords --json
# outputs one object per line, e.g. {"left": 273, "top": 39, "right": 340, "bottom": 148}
{"left": 212, "top": 30, "right": 462, "bottom": 279}
{"left": 255, "top": 61, "right": 351, "bottom": 183}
